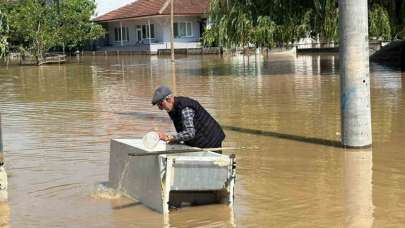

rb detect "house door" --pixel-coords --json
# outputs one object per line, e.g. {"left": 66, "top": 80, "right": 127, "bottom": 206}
{"left": 137, "top": 28, "right": 142, "bottom": 42}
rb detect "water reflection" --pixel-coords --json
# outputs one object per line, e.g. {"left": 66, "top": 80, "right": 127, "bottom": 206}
{"left": 370, "top": 68, "right": 404, "bottom": 142}
{"left": 107, "top": 196, "right": 235, "bottom": 227}
{"left": 174, "top": 53, "right": 298, "bottom": 77}
{"left": 296, "top": 54, "right": 338, "bottom": 75}
{"left": 165, "top": 205, "right": 235, "bottom": 228}
{"left": 0, "top": 202, "right": 10, "bottom": 227}
{"left": 344, "top": 149, "right": 374, "bottom": 227}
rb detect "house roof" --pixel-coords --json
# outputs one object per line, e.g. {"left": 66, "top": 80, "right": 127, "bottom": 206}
{"left": 94, "top": 0, "right": 210, "bottom": 22}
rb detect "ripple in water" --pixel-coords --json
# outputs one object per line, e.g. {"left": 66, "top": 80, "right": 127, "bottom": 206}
{"left": 92, "top": 160, "right": 130, "bottom": 200}
{"left": 91, "top": 182, "right": 121, "bottom": 200}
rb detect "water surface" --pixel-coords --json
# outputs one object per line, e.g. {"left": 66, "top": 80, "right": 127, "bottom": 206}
{"left": 0, "top": 53, "right": 404, "bottom": 227}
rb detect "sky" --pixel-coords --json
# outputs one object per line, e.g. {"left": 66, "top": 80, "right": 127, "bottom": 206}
{"left": 94, "top": 0, "right": 134, "bottom": 17}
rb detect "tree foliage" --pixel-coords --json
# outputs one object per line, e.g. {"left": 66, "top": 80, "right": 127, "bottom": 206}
{"left": 204, "top": 0, "right": 405, "bottom": 48}
{"left": 395, "top": 0, "right": 405, "bottom": 39}
{"left": 368, "top": 0, "right": 405, "bottom": 39}
{"left": 204, "top": 0, "right": 313, "bottom": 48}
{"left": 58, "top": 0, "right": 105, "bottom": 50}
{"left": 0, "top": 7, "right": 9, "bottom": 58}
{"left": 9, "top": 0, "right": 60, "bottom": 58}
{"left": 369, "top": 4, "right": 391, "bottom": 40}
{"left": 6, "top": 0, "right": 104, "bottom": 58}
{"left": 253, "top": 16, "right": 276, "bottom": 48}
{"left": 312, "top": 0, "right": 339, "bottom": 42}
{"left": 205, "top": 0, "right": 315, "bottom": 48}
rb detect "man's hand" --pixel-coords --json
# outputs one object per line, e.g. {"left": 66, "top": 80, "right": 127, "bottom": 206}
{"left": 159, "top": 132, "right": 168, "bottom": 141}
{"left": 159, "top": 132, "right": 175, "bottom": 143}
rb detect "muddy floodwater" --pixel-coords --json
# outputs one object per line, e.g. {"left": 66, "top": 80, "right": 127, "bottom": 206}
{"left": 0, "top": 53, "right": 404, "bottom": 227}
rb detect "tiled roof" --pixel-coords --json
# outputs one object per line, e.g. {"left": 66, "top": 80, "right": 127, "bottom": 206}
{"left": 94, "top": 0, "right": 209, "bottom": 22}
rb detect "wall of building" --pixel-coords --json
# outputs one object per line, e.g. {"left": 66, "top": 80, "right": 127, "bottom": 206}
{"left": 105, "top": 15, "right": 203, "bottom": 47}
{"left": 160, "top": 16, "right": 202, "bottom": 43}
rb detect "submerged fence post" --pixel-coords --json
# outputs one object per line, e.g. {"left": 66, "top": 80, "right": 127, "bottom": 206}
{"left": 339, "top": 0, "right": 372, "bottom": 147}
{"left": 0, "top": 113, "right": 3, "bottom": 154}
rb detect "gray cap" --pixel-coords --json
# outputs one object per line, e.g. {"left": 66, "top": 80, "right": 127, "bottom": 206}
{"left": 152, "top": 85, "right": 172, "bottom": 105}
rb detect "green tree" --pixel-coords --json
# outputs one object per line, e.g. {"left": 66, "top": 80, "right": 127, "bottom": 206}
{"left": 0, "top": 8, "right": 9, "bottom": 58}
{"left": 368, "top": 0, "right": 405, "bottom": 39}
{"left": 312, "top": 0, "right": 338, "bottom": 42}
{"left": 204, "top": 0, "right": 254, "bottom": 48}
{"left": 58, "top": 0, "right": 104, "bottom": 51}
{"left": 8, "top": 0, "right": 104, "bottom": 59}
{"left": 204, "top": 0, "right": 405, "bottom": 49}
{"left": 204, "top": 0, "right": 313, "bottom": 49}
{"left": 202, "top": 25, "right": 218, "bottom": 47}
{"left": 270, "top": 0, "right": 313, "bottom": 46}
{"left": 398, "top": 1, "right": 405, "bottom": 38}
{"left": 369, "top": 4, "right": 391, "bottom": 40}
{"left": 10, "top": 0, "right": 61, "bottom": 58}
{"left": 252, "top": 16, "right": 276, "bottom": 48}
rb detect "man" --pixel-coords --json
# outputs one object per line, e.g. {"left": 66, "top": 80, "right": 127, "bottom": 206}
{"left": 152, "top": 85, "right": 225, "bottom": 149}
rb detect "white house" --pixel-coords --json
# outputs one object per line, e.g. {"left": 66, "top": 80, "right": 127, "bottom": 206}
{"left": 94, "top": 0, "right": 209, "bottom": 54}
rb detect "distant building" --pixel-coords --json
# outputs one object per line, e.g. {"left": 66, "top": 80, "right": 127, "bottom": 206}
{"left": 94, "top": 0, "right": 209, "bottom": 54}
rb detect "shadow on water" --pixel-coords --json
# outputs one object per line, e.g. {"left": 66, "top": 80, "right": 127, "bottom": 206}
{"left": 222, "top": 125, "right": 343, "bottom": 148}
{"left": 113, "top": 111, "right": 168, "bottom": 121}
{"left": 112, "top": 202, "right": 142, "bottom": 210}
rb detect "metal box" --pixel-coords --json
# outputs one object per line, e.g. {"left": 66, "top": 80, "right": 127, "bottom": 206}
{"left": 109, "top": 139, "right": 235, "bottom": 213}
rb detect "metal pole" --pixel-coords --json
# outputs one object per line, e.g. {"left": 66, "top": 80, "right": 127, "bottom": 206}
{"left": 170, "top": 0, "right": 175, "bottom": 62}
{"left": 339, "top": 0, "right": 372, "bottom": 147}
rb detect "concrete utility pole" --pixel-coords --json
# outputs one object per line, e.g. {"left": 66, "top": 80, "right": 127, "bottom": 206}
{"left": 339, "top": 0, "right": 372, "bottom": 147}
{"left": 170, "top": 0, "right": 175, "bottom": 62}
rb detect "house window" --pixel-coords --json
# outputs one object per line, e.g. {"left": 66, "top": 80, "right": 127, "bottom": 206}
{"left": 114, "top": 27, "right": 130, "bottom": 41}
{"left": 142, "top": 24, "right": 155, "bottom": 39}
{"left": 174, "top": 22, "right": 192, "bottom": 38}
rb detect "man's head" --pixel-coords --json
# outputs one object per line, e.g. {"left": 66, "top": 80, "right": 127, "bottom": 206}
{"left": 152, "top": 86, "right": 175, "bottom": 112}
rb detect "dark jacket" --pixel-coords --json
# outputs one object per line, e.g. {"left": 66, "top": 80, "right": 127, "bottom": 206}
{"left": 168, "top": 96, "right": 225, "bottom": 148}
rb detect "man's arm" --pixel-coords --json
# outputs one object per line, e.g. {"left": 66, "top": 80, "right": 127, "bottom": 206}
{"left": 171, "top": 107, "right": 195, "bottom": 142}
